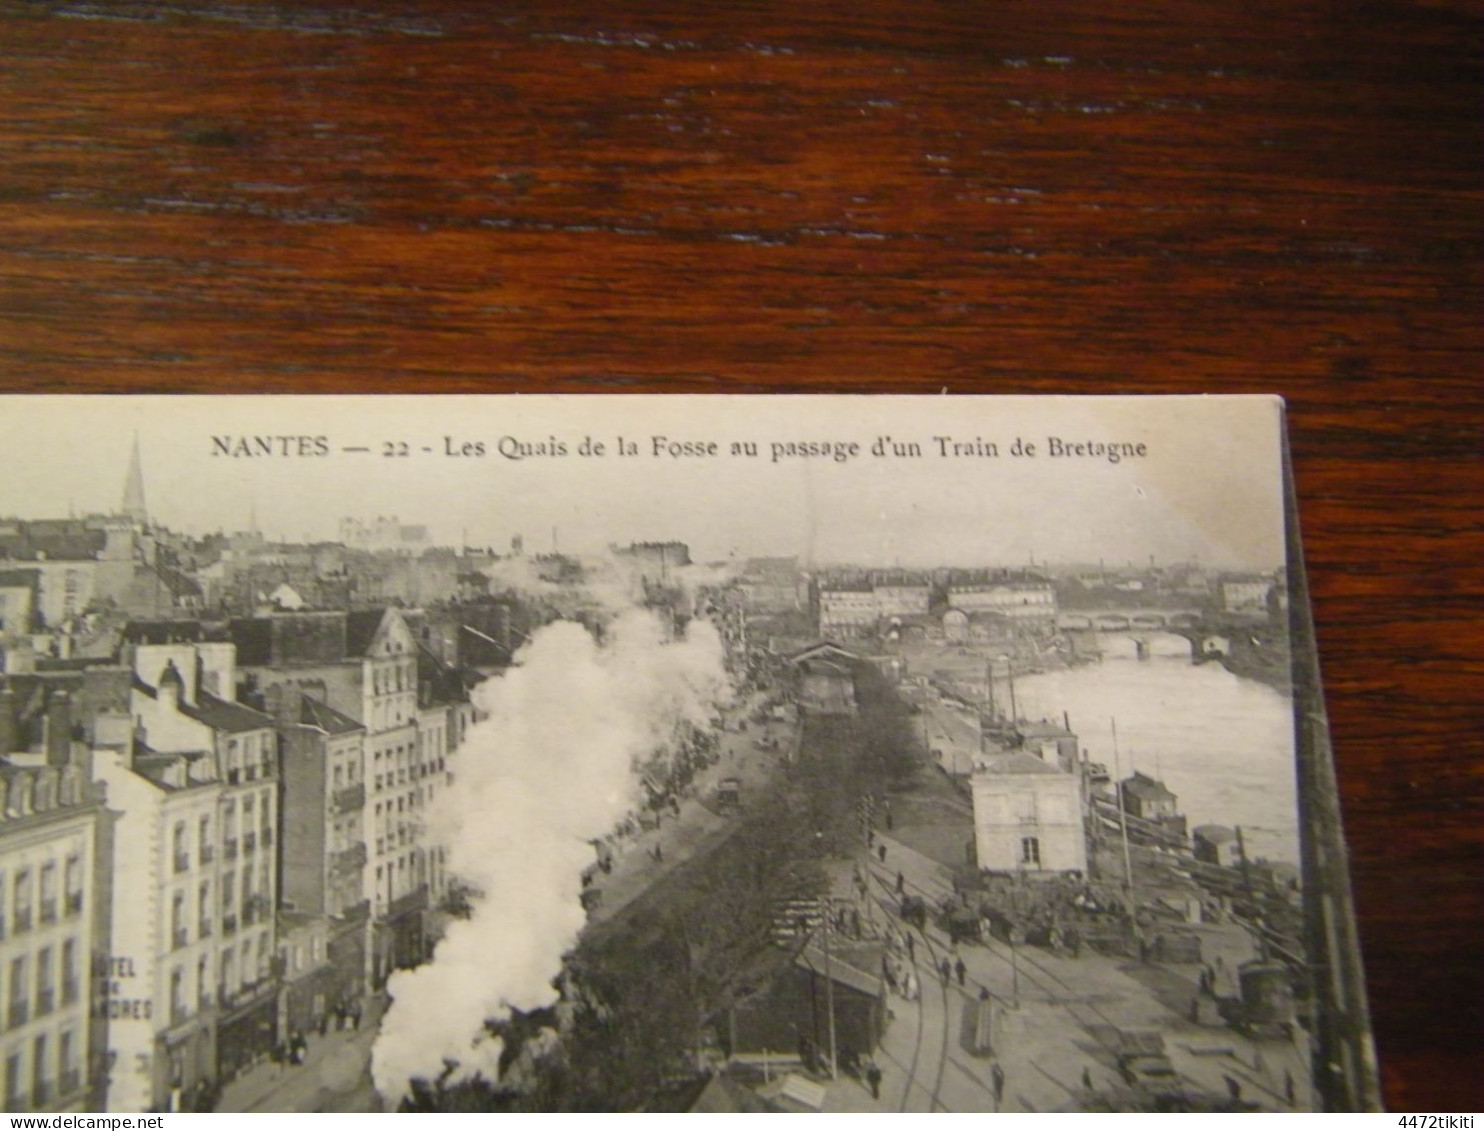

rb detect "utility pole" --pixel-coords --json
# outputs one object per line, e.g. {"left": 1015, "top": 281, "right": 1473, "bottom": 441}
{"left": 1112, "top": 718, "right": 1135, "bottom": 904}
{"left": 1010, "top": 935, "right": 1021, "bottom": 1009}
{"left": 821, "top": 909, "right": 838, "bottom": 1079}
{"left": 1236, "top": 825, "right": 1254, "bottom": 897}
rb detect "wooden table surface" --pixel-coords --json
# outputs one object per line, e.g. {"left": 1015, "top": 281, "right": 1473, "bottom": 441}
{"left": 1, "top": 0, "right": 1479, "bottom": 1110}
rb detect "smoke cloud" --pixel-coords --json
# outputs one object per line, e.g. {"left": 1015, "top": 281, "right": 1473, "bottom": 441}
{"left": 370, "top": 606, "right": 732, "bottom": 1102}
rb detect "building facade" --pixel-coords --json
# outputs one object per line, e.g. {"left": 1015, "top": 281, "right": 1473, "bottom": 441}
{"left": 274, "top": 693, "right": 368, "bottom": 1037}
{"left": 946, "top": 577, "right": 1057, "bottom": 625}
{"left": 233, "top": 608, "right": 450, "bottom": 987}
{"left": 970, "top": 753, "right": 1086, "bottom": 874}
{"left": 0, "top": 756, "right": 106, "bottom": 1113}
{"left": 93, "top": 643, "right": 280, "bottom": 1112}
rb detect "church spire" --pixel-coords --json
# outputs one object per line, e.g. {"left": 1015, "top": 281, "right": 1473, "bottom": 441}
{"left": 122, "top": 433, "right": 148, "bottom": 525}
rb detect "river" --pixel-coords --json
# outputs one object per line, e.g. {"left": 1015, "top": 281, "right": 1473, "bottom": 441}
{"left": 1011, "top": 633, "right": 1299, "bottom": 865}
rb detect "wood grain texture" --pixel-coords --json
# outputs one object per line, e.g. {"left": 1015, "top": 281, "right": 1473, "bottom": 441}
{"left": 1, "top": 0, "right": 1480, "bottom": 1109}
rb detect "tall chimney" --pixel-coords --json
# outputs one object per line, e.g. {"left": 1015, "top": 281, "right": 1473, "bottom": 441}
{"left": 0, "top": 683, "right": 15, "bottom": 755}
{"left": 46, "top": 689, "right": 71, "bottom": 766}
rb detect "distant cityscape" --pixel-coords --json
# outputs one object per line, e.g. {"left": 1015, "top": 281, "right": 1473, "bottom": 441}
{"left": 0, "top": 438, "right": 1360, "bottom": 1116}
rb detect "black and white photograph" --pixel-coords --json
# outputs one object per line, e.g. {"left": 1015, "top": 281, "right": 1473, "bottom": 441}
{"left": 0, "top": 393, "right": 1378, "bottom": 1113}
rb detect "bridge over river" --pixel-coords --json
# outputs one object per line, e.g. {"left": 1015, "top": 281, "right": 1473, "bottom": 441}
{"left": 1055, "top": 607, "right": 1205, "bottom": 631}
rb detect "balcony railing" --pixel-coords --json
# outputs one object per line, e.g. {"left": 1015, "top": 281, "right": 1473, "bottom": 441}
{"left": 223, "top": 914, "right": 238, "bottom": 936}
{"left": 62, "top": 979, "right": 79, "bottom": 1006}
{"left": 263, "top": 826, "right": 274, "bottom": 848}
{"left": 65, "top": 891, "right": 83, "bottom": 916}
{"left": 9, "top": 999, "right": 29, "bottom": 1028}
{"left": 39, "top": 900, "right": 57, "bottom": 925}
{"left": 173, "top": 927, "right": 189, "bottom": 949}
{"left": 58, "top": 1070, "right": 81, "bottom": 1099}
{"left": 174, "top": 853, "right": 191, "bottom": 875}
{"left": 14, "top": 910, "right": 31, "bottom": 933}
{"left": 333, "top": 783, "right": 366, "bottom": 812}
{"left": 199, "top": 919, "right": 213, "bottom": 939}
{"left": 31, "top": 1080, "right": 50, "bottom": 1107}
{"left": 244, "top": 831, "right": 256, "bottom": 856}
{"left": 36, "top": 988, "right": 54, "bottom": 1016}
{"left": 200, "top": 844, "right": 215, "bottom": 864}
{"left": 224, "top": 839, "right": 238, "bottom": 861}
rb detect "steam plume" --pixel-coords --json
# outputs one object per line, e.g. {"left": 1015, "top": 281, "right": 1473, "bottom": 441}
{"left": 371, "top": 606, "right": 731, "bottom": 1102}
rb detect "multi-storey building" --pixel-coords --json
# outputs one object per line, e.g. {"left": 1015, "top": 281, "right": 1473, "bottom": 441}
{"left": 0, "top": 570, "right": 39, "bottom": 642}
{"left": 0, "top": 697, "right": 107, "bottom": 1115}
{"left": 93, "top": 643, "right": 279, "bottom": 1111}
{"left": 871, "top": 583, "right": 932, "bottom": 619}
{"left": 946, "top": 572, "right": 1057, "bottom": 626}
{"left": 970, "top": 752, "right": 1086, "bottom": 875}
{"left": 232, "top": 607, "right": 456, "bottom": 986}
{"left": 1220, "top": 575, "right": 1274, "bottom": 615}
{"left": 274, "top": 692, "right": 368, "bottom": 1031}
{"left": 816, "top": 583, "right": 878, "bottom": 639}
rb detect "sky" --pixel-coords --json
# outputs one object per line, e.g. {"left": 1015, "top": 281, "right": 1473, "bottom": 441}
{"left": 0, "top": 394, "right": 1289, "bottom": 571}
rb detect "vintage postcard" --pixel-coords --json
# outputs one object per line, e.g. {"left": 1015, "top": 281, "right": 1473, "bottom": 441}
{"left": 0, "top": 394, "right": 1378, "bottom": 1113}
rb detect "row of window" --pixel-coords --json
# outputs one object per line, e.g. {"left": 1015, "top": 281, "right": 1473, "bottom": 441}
{"left": 329, "top": 753, "right": 362, "bottom": 791}
{"left": 371, "top": 660, "right": 417, "bottom": 697}
{"left": 170, "top": 794, "right": 274, "bottom": 874}
{"left": 0, "top": 857, "right": 86, "bottom": 940}
{"left": 3, "top": 939, "right": 83, "bottom": 1032}
{"left": 222, "top": 733, "right": 274, "bottom": 785}
{"left": 3, "top": 1022, "right": 84, "bottom": 1111}
{"left": 372, "top": 852, "right": 428, "bottom": 907}
{"left": 371, "top": 743, "right": 446, "bottom": 793}
{"left": 167, "top": 930, "right": 272, "bottom": 1025}
{"left": 168, "top": 861, "right": 273, "bottom": 951}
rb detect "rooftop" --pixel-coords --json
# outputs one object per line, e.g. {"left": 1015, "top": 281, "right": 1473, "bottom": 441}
{"left": 978, "top": 751, "right": 1065, "bottom": 776}
{"left": 1123, "top": 771, "right": 1177, "bottom": 801}
{"left": 180, "top": 689, "right": 275, "bottom": 734}
{"left": 297, "top": 695, "right": 362, "bottom": 736}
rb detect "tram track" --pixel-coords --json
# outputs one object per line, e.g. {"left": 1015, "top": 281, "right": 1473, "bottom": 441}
{"left": 865, "top": 851, "right": 1218, "bottom": 1106}
{"left": 861, "top": 865, "right": 955, "bottom": 1112}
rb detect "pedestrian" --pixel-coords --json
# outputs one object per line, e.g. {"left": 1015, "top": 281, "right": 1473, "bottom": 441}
{"left": 896, "top": 871, "right": 905, "bottom": 895}
{"left": 865, "top": 1061, "right": 883, "bottom": 1100}
{"left": 939, "top": 958, "right": 951, "bottom": 986}
{"left": 1224, "top": 1075, "right": 1242, "bottom": 1101}
{"left": 1284, "top": 1069, "right": 1296, "bottom": 1106}
{"left": 905, "top": 933, "right": 915, "bottom": 961}
{"left": 991, "top": 1062, "right": 1006, "bottom": 1105}
{"left": 886, "top": 811, "right": 894, "bottom": 831}
{"left": 1082, "top": 1066, "right": 1093, "bottom": 1092}
{"left": 654, "top": 843, "right": 663, "bottom": 863}
{"left": 955, "top": 957, "right": 967, "bottom": 986}
{"left": 878, "top": 843, "right": 887, "bottom": 864}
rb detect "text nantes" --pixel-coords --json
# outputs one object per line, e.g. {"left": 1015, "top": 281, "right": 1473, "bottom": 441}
{"left": 212, "top": 435, "right": 330, "bottom": 457}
